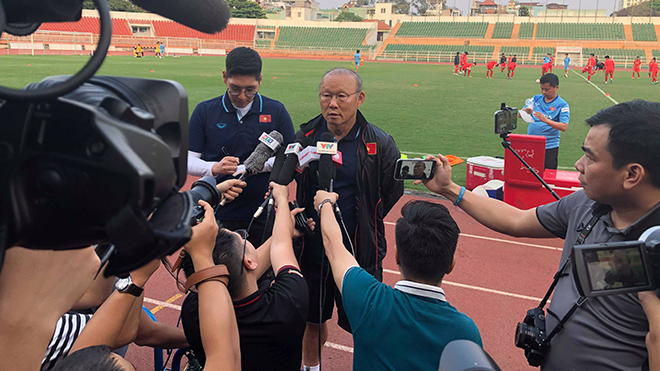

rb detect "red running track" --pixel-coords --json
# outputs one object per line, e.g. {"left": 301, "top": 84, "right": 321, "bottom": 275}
{"left": 125, "top": 177, "right": 564, "bottom": 371}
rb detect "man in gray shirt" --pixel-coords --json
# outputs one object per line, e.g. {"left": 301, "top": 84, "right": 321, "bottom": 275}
{"left": 416, "top": 100, "right": 660, "bottom": 371}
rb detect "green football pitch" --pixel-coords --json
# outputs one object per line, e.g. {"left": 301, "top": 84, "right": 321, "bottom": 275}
{"left": 2, "top": 55, "right": 657, "bottom": 189}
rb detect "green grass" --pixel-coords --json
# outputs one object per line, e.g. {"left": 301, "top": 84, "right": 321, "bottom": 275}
{"left": 2, "top": 55, "right": 657, "bottom": 190}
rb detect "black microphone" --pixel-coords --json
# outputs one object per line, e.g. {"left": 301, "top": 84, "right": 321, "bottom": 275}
{"left": 317, "top": 132, "right": 336, "bottom": 192}
{"left": 131, "top": 0, "right": 231, "bottom": 34}
{"left": 277, "top": 131, "right": 307, "bottom": 186}
{"left": 220, "top": 130, "right": 282, "bottom": 206}
{"left": 263, "top": 145, "right": 286, "bottom": 217}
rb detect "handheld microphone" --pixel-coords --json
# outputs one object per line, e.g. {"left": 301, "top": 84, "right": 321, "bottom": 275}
{"left": 278, "top": 131, "right": 307, "bottom": 186}
{"left": 258, "top": 145, "right": 286, "bottom": 218}
{"left": 220, "top": 130, "right": 282, "bottom": 206}
{"left": 240, "top": 130, "right": 283, "bottom": 182}
{"left": 317, "top": 132, "right": 337, "bottom": 192}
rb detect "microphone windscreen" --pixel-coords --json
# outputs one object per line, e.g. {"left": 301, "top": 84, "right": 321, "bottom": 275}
{"left": 130, "top": 0, "right": 230, "bottom": 34}
{"left": 243, "top": 130, "right": 283, "bottom": 180}
{"left": 269, "top": 146, "right": 286, "bottom": 183}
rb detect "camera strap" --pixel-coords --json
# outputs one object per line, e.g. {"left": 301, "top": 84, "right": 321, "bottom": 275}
{"left": 538, "top": 203, "right": 612, "bottom": 347}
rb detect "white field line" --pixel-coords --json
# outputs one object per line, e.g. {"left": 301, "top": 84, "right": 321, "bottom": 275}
{"left": 383, "top": 269, "right": 545, "bottom": 302}
{"left": 572, "top": 70, "right": 619, "bottom": 104}
{"left": 383, "top": 221, "right": 562, "bottom": 251}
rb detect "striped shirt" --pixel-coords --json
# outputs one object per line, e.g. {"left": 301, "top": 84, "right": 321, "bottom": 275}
{"left": 40, "top": 312, "right": 92, "bottom": 371}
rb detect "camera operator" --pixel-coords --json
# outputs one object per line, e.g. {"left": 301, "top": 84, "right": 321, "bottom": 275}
{"left": 315, "top": 192, "right": 482, "bottom": 370}
{"left": 187, "top": 47, "right": 295, "bottom": 246}
{"left": 180, "top": 183, "right": 313, "bottom": 371}
{"left": 520, "top": 73, "right": 569, "bottom": 170}
{"left": 418, "top": 100, "right": 660, "bottom": 370}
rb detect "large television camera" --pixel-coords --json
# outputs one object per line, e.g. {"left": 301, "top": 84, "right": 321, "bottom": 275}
{"left": 0, "top": 0, "right": 229, "bottom": 276}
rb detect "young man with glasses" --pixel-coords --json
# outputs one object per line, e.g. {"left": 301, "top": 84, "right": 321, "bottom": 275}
{"left": 180, "top": 183, "right": 312, "bottom": 371}
{"left": 295, "top": 68, "right": 404, "bottom": 371}
{"left": 187, "top": 47, "right": 295, "bottom": 247}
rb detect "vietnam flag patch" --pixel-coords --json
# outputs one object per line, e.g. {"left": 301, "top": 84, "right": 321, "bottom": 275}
{"left": 549, "top": 107, "right": 556, "bottom": 111}
{"left": 259, "top": 114, "right": 272, "bottom": 123}
{"left": 366, "top": 142, "right": 377, "bottom": 155}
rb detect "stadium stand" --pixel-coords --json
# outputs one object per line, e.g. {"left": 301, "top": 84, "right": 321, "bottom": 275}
{"left": 654, "top": 49, "right": 660, "bottom": 58}
{"left": 274, "top": 26, "right": 368, "bottom": 49}
{"left": 383, "top": 44, "right": 494, "bottom": 54}
{"left": 40, "top": 17, "right": 132, "bottom": 35}
{"left": 151, "top": 21, "right": 254, "bottom": 41}
{"left": 535, "top": 22, "right": 624, "bottom": 40}
{"left": 395, "top": 22, "right": 488, "bottom": 38}
{"left": 491, "top": 22, "right": 514, "bottom": 39}
{"left": 518, "top": 23, "right": 535, "bottom": 39}
{"left": 255, "top": 39, "right": 272, "bottom": 49}
{"left": 500, "top": 46, "right": 529, "bottom": 57}
{"left": 583, "top": 47, "right": 645, "bottom": 59}
{"left": 631, "top": 23, "right": 657, "bottom": 41}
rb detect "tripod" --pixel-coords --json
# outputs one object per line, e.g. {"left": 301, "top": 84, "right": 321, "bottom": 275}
{"left": 500, "top": 132, "right": 560, "bottom": 201}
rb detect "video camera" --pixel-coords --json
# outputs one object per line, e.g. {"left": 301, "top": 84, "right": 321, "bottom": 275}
{"left": 572, "top": 226, "right": 660, "bottom": 297}
{"left": 0, "top": 0, "right": 230, "bottom": 276}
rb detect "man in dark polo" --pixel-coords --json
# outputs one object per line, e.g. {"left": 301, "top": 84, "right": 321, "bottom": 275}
{"left": 187, "top": 47, "right": 295, "bottom": 245}
{"left": 418, "top": 100, "right": 660, "bottom": 371}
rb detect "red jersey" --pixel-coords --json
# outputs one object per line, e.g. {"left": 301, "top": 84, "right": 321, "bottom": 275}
{"left": 464, "top": 62, "right": 474, "bottom": 68}
{"left": 604, "top": 59, "right": 615, "bottom": 71}
{"left": 507, "top": 56, "right": 512, "bottom": 64}
{"left": 487, "top": 61, "right": 498, "bottom": 69}
{"left": 508, "top": 61, "right": 517, "bottom": 69}
{"left": 587, "top": 57, "right": 595, "bottom": 68}
{"left": 651, "top": 61, "right": 659, "bottom": 73}
{"left": 460, "top": 54, "right": 467, "bottom": 66}
{"left": 634, "top": 60, "right": 642, "bottom": 70}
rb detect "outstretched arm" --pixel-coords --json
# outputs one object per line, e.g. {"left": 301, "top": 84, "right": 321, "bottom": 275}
{"left": 314, "top": 190, "right": 359, "bottom": 292}
{"left": 415, "top": 154, "right": 555, "bottom": 238}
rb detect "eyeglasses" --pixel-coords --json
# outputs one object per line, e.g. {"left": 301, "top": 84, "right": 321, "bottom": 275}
{"left": 319, "top": 91, "right": 359, "bottom": 103}
{"left": 227, "top": 86, "right": 258, "bottom": 97}
{"left": 236, "top": 229, "right": 249, "bottom": 274}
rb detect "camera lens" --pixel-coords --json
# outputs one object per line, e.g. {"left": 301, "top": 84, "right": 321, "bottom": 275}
{"left": 188, "top": 176, "right": 222, "bottom": 208}
{"left": 514, "top": 322, "right": 535, "bottom": 349}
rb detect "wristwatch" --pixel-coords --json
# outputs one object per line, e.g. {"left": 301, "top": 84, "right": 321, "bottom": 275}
{"left": 115, "top": 276, "right": 144, "bottom": 297}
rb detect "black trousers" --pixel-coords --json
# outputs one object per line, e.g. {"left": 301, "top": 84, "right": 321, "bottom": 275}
{"left": 545, "top": 147, "right": 559, "bottom": 170}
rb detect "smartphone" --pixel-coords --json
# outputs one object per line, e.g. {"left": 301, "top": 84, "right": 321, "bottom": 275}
{"left": 394, "top": 159, "right": 436, "bottom": 180}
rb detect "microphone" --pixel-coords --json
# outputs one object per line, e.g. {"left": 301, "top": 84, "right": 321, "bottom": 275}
{"left": 278, "top": 131, "right": 307, "bottom": 186}
{"left": 256, "top": 145, "right": 286, "bottom": 218}
{"left": 220, "top": 130, "right": 282, "bottom": 206}
{"left": 317, "top": 132, "right": 337, "bottom": 192}
{"left": 131, "top": 0, "right": 231, "bottom": 34}
{"left": 240, "top": 131, "right": 283, "bottom": 182}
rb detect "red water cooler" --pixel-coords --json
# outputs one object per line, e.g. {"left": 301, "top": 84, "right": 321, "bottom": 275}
{"left": 503, "top": 134, "right": 581, "bottom": 209}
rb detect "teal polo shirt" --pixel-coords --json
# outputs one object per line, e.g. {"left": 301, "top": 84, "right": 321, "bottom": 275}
{"left": 341, "top": 266, "right": 482, "bottom": 371}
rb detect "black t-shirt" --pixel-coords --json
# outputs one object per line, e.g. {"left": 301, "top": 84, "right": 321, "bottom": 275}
{"left": 181, "top": 265, "right": 309, "bottom": 371}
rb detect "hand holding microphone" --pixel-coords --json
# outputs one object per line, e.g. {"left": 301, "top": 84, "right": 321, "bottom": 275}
{"left": 216, "top": 179, "right": 246, "bottom": 204}
{"left": 219, "top": 130, "right": 283, "bottom": 206}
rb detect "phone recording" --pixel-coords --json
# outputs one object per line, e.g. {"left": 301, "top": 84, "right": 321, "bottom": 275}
{"left": 394, "top": 159, "right": 436, "bottom": 180}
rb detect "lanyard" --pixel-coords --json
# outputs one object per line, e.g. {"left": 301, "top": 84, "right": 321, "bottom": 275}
{"left": 538, "top": 205, "right": 611, "bottom": 347}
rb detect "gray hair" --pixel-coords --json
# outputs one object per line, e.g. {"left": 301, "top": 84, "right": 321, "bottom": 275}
{"left": 319, "top": 68, "right": 362, "bottom": 92}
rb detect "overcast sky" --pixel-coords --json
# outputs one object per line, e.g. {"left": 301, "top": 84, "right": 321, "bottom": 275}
{"left": 317, "top": 0, "right": 620, "bottom": 17}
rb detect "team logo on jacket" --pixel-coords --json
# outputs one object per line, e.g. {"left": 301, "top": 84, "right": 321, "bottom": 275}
{"left": 216, "top": 123, "right": 226, "bottom": 129}
{"left": 259, "top": 115, "right": 272, "bottom": 123}
{"left": 549, "top": 107, "right": 556, "bottom": 111}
